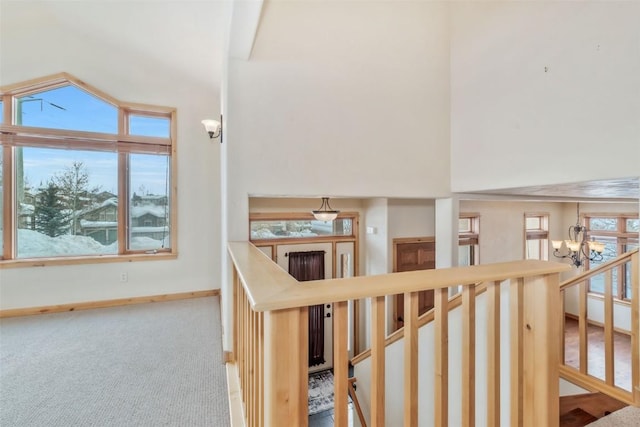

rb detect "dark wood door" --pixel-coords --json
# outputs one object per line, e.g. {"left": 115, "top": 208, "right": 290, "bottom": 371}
{"left": 393, "top": 238, "right": 436, "bottom": 331}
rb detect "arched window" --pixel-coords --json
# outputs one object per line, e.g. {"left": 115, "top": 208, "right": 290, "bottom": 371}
{"left": 0, "top": 73, "right": 176, "bottom": 264}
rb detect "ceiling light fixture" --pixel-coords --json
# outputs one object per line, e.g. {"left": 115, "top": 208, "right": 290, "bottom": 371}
{"left": 312, "top": 197, "right": 339, "bottom": 222}
{"left": 551, "top": 203, "right": 605, "bottom": 268}
{"left": 201, "top": 116, "right": 222, "bottom": 142}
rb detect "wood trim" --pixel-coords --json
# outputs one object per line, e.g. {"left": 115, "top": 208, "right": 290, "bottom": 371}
{"left": 486, "top": 281, "right": 501, "bottom": 427}
{"left": 0, "top": 252, "right": 177, "bottom": 269}
{"left": 510, "top": 278, "right": 524, "bottom": 427}
{"left": 223, "top": 351, "right": 234, "bottom": 364}
{"left": 604, "top": 270, "right": 615, "bottom": 385}
{"left": 434, "top": 287, "right": 449, "bottom": 427}
{"left": 370, "top": 296, "right": 385, "bottom": 427}
{"left": 631, "top": 252, "right": 639, "bottom": 405}
{"left": 0, "top": 289, "right": 219, "bottom": 318}
{"left": 559, "top": 365, "right": 635, "bottom": 405}
{"left": 333, "top": 301, "right": 349, "bottom": 426}
{"left": 403, "top": 292, "right": 419, "bottom": 427}
{"left": 392, "top": 236, "right": 435, "bottom": 246}
{"left": 225, "top": 362, "right": 246, "bottom": 427}
{"left": 462, "top": 284, "right": 476, "bottom": 427}
{"left": 228, "top": 242, "right": 570, "bottom": 312}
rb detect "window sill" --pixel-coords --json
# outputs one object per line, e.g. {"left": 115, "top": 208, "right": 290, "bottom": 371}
{"left": 586, "top": 292, "right": 632, "bottom": 306}
{"left": 0, "top": 252, "right": 177, "bottom": 269}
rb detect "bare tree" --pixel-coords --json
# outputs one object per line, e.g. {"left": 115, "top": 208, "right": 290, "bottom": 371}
{"left": 54, "top": 161, "right": 100, "bottom": 234}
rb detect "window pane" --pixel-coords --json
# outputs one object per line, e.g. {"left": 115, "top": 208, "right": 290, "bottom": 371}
{"left": 588, "top": 236, "right": 618, "bottom": 293}
{"left": 17, "top": 147, "right": 118, "bottom": 258}
{"left": 526, "top": 239, "right": 542, "bottom": 260}
{"left": 589, "top": 217, "right": 617, "bottom": 231}
{"left": 626, "top": 219, "right": 639, "bottom": 232}
{"left": 458, "top": 245, "right": 472, "bottom": 266}
{"left": 0, "top": 149, "right": 3, "bottom": 256}
{"left": 129, "top": 154, "right": 171, "bottom": 251}
{"left": 526, "top": 217, "right": 541, "bottom": 229}
{"left": 251, "top": 219, "right": 353, "bottom": 240}
{"left": 0, "top": 100, "right": 3, "bottom": 123}
{"left": 16, "top": 85, "right": 117, "bottom": 133}
{"left": 458, "top": 218, "right": 471, "bottom": 232}
{"left": 129, "top": 115, "right": 170, "bottom": 137}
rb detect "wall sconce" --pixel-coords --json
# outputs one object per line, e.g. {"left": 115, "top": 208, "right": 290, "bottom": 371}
{"left": 312, "top": 197, "right": 340, "bottom": 222}
{"left": 201, "top": 116, "right": 222, "bottom": 142}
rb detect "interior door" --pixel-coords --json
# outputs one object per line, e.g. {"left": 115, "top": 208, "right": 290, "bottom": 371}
{"left": 393, "top": 238, "right": 436, "bottom": 331}
{"left": 276, "top": 242, "right": 333, "bottom": 373}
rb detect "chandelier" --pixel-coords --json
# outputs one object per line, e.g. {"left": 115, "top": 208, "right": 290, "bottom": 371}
{"left": 312, "top": 197, "right": 339, "bottom": 222}
{"left": 551, "top": 204, "right": 605, "bottom": 268}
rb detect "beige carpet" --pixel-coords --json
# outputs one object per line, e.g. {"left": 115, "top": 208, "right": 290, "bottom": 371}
{"left": 0, "top": 296, "right": 230, "bottom": 426}
{"left": 586, "top": 406, "right": 640, "bottom": 426}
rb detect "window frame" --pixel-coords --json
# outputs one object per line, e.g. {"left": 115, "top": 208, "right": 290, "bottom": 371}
{"left": 459, "top": 213, "right": 480, "bottom": 266}
{"left": 0, "top": 73, "right": 177, "bottom": 267}
{"left": 524, "top": 212, "right": 549, "bottom": 261}
{"left": 585, "top": 213, "right": 639, "bottom": 301}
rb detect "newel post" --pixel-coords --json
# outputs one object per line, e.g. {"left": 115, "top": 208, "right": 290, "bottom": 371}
{"left": 511, "top": 273, "right": 560, "bottom": 427}
{"left": 263, "top": 307, "right": 309, "bottom": 426}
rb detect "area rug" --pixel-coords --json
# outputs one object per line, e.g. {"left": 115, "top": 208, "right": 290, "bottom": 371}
{"left": 308, "top": 370, "right": 336, "bottom": 415}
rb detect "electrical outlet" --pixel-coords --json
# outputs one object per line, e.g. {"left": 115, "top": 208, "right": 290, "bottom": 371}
{"left": 120, "top": 272, "right": 128, "bottom": 283}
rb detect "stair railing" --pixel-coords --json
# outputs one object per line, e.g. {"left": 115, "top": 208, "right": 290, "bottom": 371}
{"left": 227, "top": 241, "right": 569, "bottom": 426}
{"left": 558, "top": 248, "right": 639, "bottom": 406}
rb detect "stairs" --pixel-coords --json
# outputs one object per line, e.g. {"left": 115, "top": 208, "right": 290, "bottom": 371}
{"left": 560, "top": 392, "right": 627, "bottom": 427}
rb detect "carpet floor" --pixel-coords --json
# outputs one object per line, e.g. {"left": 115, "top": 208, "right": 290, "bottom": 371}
{"left": 0, "top": 296, "right": 230, "bottom": 427}
{"left": 586, "top": 406, "right": 640, "bottom": 426}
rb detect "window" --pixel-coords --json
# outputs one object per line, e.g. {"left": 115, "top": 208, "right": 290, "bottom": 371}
{"left": 587, "top": 214, "right": 638, "bottom": 300}
{"left": 525, "top": 213, "right": 549, "bottom": 260}
{"left": 459, "top": 214, "right": 479, "bottom": 266}
{"left": 250, "top": 218, "right": 353, "bottom": 240}
{"left": 0, "top": 74, "right": 176, "bottom": 265}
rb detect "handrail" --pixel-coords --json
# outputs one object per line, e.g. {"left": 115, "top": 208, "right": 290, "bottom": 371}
{"left": 558, "top": 249, "right": 639, "bottom": 406}
{"left": 559, "top": 248, "right": 638, "bottom": 291}
{"left": 229, "top": 241, "right": 569, "bottom": 311}
{"left": 228, "top": 241, "right": 571, "bottom": 427}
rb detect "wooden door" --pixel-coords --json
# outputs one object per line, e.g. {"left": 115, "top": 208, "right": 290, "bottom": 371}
{"left": 393, "top": 237, "right": 436, "bottom": 332}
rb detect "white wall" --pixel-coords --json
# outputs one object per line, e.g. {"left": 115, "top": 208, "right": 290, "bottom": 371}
{"left": 0, "top": 2, "right": 223, "bottom": 309}
{"left": 226, "top": 1, "right": 451, "bottom": 207}
{"left": 459, "top": 200, "right": 565, "bottom": 264}
{"left": 450, "top": 2, "right": 640, "bottom": 192}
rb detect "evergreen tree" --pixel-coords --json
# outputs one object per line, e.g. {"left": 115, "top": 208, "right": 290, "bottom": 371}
{"left": 34, "top": 182, "right": 70, "bottom": 237}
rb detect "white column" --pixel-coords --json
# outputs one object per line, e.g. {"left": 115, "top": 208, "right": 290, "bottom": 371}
{"left": 436, "top": 197, "right": 460, "bottom": 296}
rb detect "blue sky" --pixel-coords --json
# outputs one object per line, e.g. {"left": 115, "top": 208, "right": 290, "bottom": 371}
{"left": 17, "top": 85, "right": 169, "bottom": 195}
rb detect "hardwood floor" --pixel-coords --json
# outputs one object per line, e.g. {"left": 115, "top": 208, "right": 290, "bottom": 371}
{"left": 563, "top": 316, "right": 633, "bottom": 391}
{"left": 560, "top": 316, "right": 632, "bottom": 426}
{"left": 560, "top": 392, "right": 627, "bottom": 426}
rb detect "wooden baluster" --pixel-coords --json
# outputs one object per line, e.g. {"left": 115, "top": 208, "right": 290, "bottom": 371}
{"left": 559, "top": 288, "right": 565, "bottom": 366}
{"left": 462, "top": 284, "right": 476, "bottom": 427}
{"left": 257, "top": 311, "right": 264, "bottom": 427}
{"left": 250, "top": 309, "right": 256, "bottom": 427}
{"left": 263, "top": 307, "right": 309, "bottom": 426}
{"left": 604, "top": 270, "right": 614, "bottom": 385}
{"left": 404, "top": 291, "right": 419, "bottom": 427}
{"left": 521, "top": 274, "right": 560, "bottom": 427}
{"left": 434, "top": 287, "right": 449, "bottom": 427}
{"left": 631, "top": 252, "right": 639, "bottom": 405}
{"left": 486, "top": 280, "right": 501, "bottom": 427}
{"left": 510, "top": 278, "right": 524, "bottom": 427}
{"left": 334, "top": 301, "right": 349, "bottom": 427}
{"left": 371, "top": 296, "right": 386, "bottom": 426}
{"left": 579, "top": 280, "right": 588, "bottom": 374}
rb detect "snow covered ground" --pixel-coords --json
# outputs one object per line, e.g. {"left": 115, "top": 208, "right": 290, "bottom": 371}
{"left": 1, "top": 229, "right": 168, "bottom": 258}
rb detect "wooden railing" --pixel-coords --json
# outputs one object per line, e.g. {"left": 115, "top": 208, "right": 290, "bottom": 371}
{"left": 559, "top": 249, "right": 639, "bottom": 406}
{"left": 228, "top": 241, "right": 570, "bottom": 426}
